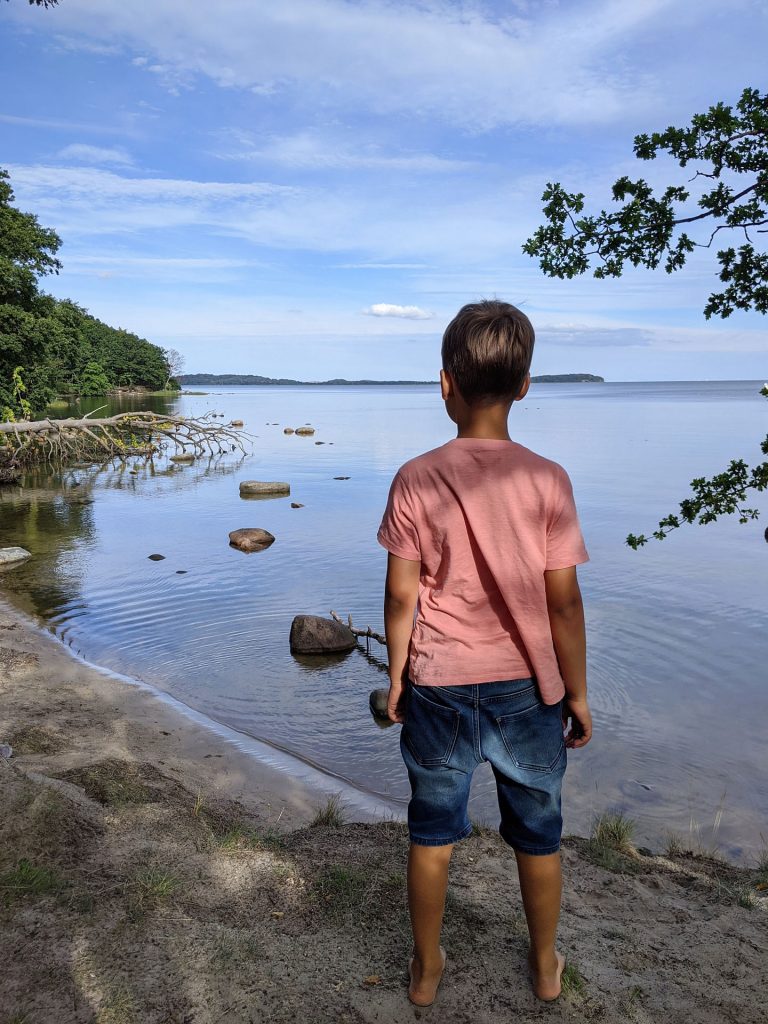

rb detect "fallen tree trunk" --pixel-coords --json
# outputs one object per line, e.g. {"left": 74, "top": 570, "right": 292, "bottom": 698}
{"left": 0, "top": 411, "right": 250, "bottom": 466}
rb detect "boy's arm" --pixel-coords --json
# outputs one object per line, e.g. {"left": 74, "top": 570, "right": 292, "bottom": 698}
{"left": 544, "top": 565, "right": 592, "bottom": 749}
{"left": 384, "top": 552, "right": 420, "bottom": 724}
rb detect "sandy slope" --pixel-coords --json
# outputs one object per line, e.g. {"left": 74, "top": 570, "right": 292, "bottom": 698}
{"left": 1, "top": 601, "right": 766, "bottom": 1024}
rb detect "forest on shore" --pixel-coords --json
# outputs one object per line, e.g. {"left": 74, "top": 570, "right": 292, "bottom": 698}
{"left": 1, "top": 167, "right": 177, "bottom": 421}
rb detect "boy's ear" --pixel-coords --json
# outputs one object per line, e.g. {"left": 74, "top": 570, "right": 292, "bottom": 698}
{"left": 515, "top": 374, "right": 531, "bottom": 402}
{"left": 440, "top": 369, "right": 454, "bottom": 401}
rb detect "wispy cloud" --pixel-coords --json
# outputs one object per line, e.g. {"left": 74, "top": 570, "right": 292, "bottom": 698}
{"left": 220, "top": 129, "right": 474, "bottom": 172}
{"left": 9, "top": 0, "right": 684, "bottom": 128}
{"left": 56, "top": 143, "right": 135, "bottom": 167}
{"left": 364, "top": 303, "right": 433, "bottom": 320}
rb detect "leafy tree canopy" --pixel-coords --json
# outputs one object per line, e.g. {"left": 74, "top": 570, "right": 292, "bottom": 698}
{"left": 524, "top": 87, "right": 768, "bottom": 320}
{"left": 0, "top": 168, "right": 176, "bottom": 419}
{"left": 524, "top": 88, "right": 767, "bottom": 547}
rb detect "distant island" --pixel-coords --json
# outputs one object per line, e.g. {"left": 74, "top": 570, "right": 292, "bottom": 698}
{"left": 178, "top": 373, "right": 604, "bottom": 386}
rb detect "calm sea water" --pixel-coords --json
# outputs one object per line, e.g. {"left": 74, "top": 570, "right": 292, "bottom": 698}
{"left": 1, "top": 381, "right": 766, "bottom": 858}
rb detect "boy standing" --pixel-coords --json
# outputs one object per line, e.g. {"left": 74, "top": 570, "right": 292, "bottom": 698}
{"left": 378, "top": 300, "right": 592, "bottom": 1006}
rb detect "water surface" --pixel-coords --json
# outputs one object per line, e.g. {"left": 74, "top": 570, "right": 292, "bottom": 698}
{"left": 1, "top": 381, "right": 766, "bottom": 858}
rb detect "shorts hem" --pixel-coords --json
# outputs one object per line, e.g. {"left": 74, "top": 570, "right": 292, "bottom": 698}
{"left": 409, "top": 822, "right": 473, "bottom": 847}
{"left": 499, "top": 827, "right": 561, "bottom": 856}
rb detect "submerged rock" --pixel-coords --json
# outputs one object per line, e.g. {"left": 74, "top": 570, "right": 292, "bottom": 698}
{"left": 148, "top": 553, "right": 166, "bottom": 561}
{"left": 295, "top": 426, "right": 315, "bottom": 436}
{"left": 369, "top": 689, "right": 390, "bottom": 720}
{"left": 290, "top": 502, "right": 304, "bottom": 509}
{"left": 239, "top": 480, "right": 290, "bottom": 497}
{"left": 229, "top": 528, "right": 276, "bottom": 553}
{"left": 289, "top": 615, "right": 356, "bottom": 654}
{"left": 170, "top": 453, "right": 195, "bottom": 463}
{"left": 0, "top": 547, "right": 31, "bottom": 566}
{"left": 283, "top": 427, "right": 295, "bottom": 434}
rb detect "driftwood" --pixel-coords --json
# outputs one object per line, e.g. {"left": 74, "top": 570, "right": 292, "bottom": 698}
{"left": 330, "top": 610, "right": 386, "bottom": 647}
{"left": 0, "top": 410, "right": 250, "bottom": 466}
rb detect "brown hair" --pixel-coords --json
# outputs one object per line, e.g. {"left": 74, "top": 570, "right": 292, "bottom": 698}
{"left": 441, "top": 299, "right": 535, "bottom": 406}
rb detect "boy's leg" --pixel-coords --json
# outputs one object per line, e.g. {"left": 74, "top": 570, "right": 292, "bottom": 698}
{"left": 514, "top": 849, "right": 564, "bottom": 1000}
{"left": 407, "top": 842, "right": 453, "bottom": 1005}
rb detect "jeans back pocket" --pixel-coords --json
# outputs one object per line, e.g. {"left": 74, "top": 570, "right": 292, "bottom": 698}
{"left": 495, "top": 700, "right": 565, "bottom": 774}
{"left": 403, "top": 685, "right": 461, "bottom": 767}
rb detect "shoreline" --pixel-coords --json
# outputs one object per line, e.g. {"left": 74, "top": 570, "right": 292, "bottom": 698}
{"left": 0, "top": 597, "right": 397, "bottom": 825}
{"left": 1, "top": 595, "right": 767, "bottom": 1022}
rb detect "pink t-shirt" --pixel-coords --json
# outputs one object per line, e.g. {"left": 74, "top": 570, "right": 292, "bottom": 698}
{"left": 377, "top": 437, "right": 588, "bottom": 704}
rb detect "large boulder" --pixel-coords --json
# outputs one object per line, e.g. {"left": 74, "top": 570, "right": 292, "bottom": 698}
{"left": 289, "top": 615, "right": 356, "bottom": 654}
{"left": 229, "top": 528, "right": 276, "bottom": 553}
{"left": 239, "top": 480, "right": 290, "bottom": 497}
{"left": 0, "top": 547, "right": 31, "bottom": 566}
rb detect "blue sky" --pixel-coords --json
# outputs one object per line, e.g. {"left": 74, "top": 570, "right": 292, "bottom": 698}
{"left": 1, "top": 0, "right": 766, "bottom": 381}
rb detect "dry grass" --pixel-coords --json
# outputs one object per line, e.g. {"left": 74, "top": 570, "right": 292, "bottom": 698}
{"left": 310, "top": 794, "right": 346, "bottom": 828}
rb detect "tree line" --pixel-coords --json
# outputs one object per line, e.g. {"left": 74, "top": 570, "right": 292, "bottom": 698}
{"left": 0, "top": 167, "right": 179, "bottom": 421}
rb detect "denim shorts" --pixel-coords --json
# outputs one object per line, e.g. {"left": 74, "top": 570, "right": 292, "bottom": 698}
{"left": 400, "top": 677, "right": 566, "bottom": 855}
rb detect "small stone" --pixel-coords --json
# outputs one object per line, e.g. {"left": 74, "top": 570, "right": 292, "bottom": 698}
{"left": 239, "top": 480, "right": 290, "bottom": 496}
{"left": 148, "top": 553, "right": 166, "bottom": 561}
{"left": 283, "top": 427, "right": 295, "bottom": 434}
{"left": 0, "top": 744, "right": 13, "bottom": 759}
{"left": 333, "top": 476, "right": 350, "bottom": 480}
{"left": 315, "top": 441, "right": 325, "bottom": 445}
{"left": 176, "top": 570, "right": 188, "bottom": 574}
{"left": 229, "top": 528, "right": 276, "bottom": 553}
{"left": 295, "top": 426, "right": 315, "bottom": 436}
{"left": 170, "top": 453, "right": 195, "bottom": 463}
{"left": 289, "top": 615, "right": 356, "bottom": 654}
{"left": 290, "top": 502, "right": 304, "bottom": 509}
{"left": 231, "top": 420, "right": 244, "bottom": 427}
{"left": 369, "top": 689, "right": 390, "bottom": 719}
{"left": 0, "top": 547, "right": 32, "bottom": 566}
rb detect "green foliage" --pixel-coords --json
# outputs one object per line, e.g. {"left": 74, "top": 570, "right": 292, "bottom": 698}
{"left": 523, "top": 88, "right": 768, "bottom": 318}
{"left": 0, "top": 167, "right": 175, "bottom": 415}
{"left": 524, "top": 89, "right": 768, "bottom": 545}
{"left": 79, "top": 360, "right": 112, "bottom": 397}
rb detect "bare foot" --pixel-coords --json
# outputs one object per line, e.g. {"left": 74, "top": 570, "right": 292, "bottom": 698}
{"left": 408, "top": 947, "right": 447, "bottom": 1007}
{"left": 528, "top": 949, "right": 565, "bottom": 1001}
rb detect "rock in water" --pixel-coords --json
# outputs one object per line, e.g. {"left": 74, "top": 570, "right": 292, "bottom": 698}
{"left": 369, "top": 689, "right": 390, "bottom": 719}
{"left": 231, "top": 419, "right": 244, "bottom": 427}
{"left": 229, "top": 528, "right": 276, "bottom": 553}
{"left": 239, "top": 480, "right": 290, "bottom": 496}
{"left": 170, "top": 453, "right": 195, "bottom": 463}
{"left": 295, "top": 426, "right": 315, "bottom": 436}
{"left": 0, "top": 547, "right": 31, "bottom": 566}
{"left": 283, "top": 427, "right": 295, "bottom": 434}
{"left": 290, "top": 502, "right": 304, "bottom": 509}
{"left": 289, "top": 615, "right": 356, "bottom": 654}
{"left": 148, "top": 553, "right": 166, "bottom": 561}
{"left": 0, "top": 468, "right": 21, "bottom": 485}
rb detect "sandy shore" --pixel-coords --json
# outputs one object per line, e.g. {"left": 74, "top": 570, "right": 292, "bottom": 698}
{"left": 1, "top": 599, "right": 766, "bottom": 1023}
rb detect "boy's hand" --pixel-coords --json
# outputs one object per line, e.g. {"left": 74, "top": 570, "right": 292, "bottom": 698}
{"left": 563, "top": 698, "right": 592, "bottom": 748}
{"left": 387, "top": 679, "right": 406, "bottom": 724}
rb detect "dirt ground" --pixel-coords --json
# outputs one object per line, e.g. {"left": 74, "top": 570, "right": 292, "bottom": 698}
{"left": 1, "top": 602, "right": 766, "bottom": 1024}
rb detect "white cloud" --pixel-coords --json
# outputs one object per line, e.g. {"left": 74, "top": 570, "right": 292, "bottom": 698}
{"left": 8, "top": 0, "right": 688, "bottom": 128}
{"left": 364, "top": 303, "right": 433, "bottom": 320}
{"left": 57, "top": 143, "right": 135, "bottom": 166}
{"left": 220, "top": 129, "right": 474, "bottom": 172}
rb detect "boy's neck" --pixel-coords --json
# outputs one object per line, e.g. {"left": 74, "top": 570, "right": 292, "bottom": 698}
{"left": 455, "top": 403, "right": 513, "bottom": 441}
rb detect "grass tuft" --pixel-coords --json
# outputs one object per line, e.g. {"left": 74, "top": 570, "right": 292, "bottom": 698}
{"left": 560, "top": 961, "right": 585, "bottom": 996}
{"left": 310, "top": 794, "right": 346, "bottom": 828}
{"left": 212, "top": 822, "right": 287, "bottom": 853}
{"left": 0, "top": 858, "right": 62, "bottom": 902}
{"left": 311, "top": 864, "right": 368, "bottom": 919}
{"left": 131, "top": 866, "right": 181, "bottom": 907}
{"left": 590, "top": 812, "right": 636, "bottom": 854}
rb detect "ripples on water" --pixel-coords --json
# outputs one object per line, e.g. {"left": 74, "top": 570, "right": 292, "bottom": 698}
{"left": 1, "top": 381, "right": 766, "bottom": 858}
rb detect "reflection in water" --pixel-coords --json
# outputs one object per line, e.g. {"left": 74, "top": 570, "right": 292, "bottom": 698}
{"left": 1, "top": 382, "right": 767, "bottom": 860}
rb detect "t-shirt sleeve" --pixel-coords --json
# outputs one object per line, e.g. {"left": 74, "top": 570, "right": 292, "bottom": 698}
{"left": 545, "top": 468, "right": 589, "bottom": 571}
{"left": 377, "top": 471, "right": 421, "bottom": 561}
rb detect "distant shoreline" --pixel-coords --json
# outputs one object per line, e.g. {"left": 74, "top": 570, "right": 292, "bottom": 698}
{"left": 178, "top": 373, "right": 605, "bottom": 386}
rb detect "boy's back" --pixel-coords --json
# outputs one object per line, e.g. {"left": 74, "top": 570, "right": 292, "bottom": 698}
{"left": 378, "top": 436, "right": 588, "bottom": 700}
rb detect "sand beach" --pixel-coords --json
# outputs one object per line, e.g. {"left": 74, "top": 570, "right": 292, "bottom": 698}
{"left": 1, "top": 598, "right": 766, "bottom": 1023}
